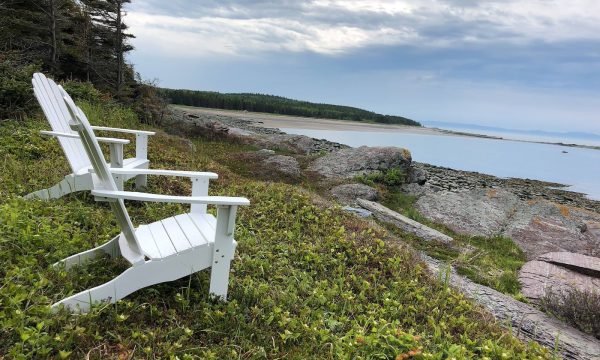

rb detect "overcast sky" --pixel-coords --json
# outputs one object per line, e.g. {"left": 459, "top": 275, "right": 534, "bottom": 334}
{"left": 127, "top": 0, "right": 600, "bottom": 133}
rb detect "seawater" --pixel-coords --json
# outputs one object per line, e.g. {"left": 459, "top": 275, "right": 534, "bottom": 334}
{"left": 280, "top": 128, "right": 600, "bottom": 200}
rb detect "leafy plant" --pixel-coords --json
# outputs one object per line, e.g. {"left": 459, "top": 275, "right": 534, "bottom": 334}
{"left": 355, "top": 167, "right": 406, "bottom": 187}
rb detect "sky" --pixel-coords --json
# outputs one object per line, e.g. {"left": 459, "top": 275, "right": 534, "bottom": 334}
{"left": 126, "top": 0, "right": 600, "bottom": 133}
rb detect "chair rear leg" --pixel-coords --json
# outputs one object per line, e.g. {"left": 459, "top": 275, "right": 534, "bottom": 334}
{"left": 135, "top": 174, "right": 148, "bottom": 190}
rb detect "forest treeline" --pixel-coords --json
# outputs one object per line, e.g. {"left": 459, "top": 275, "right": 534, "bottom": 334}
{"left": 161, "top": 89, "right": 422, "bottom": 126}
{"left": 0, "top": 0, "right": 164, "bottom": 123}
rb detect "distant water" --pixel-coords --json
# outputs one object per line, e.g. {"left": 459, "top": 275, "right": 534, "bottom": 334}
{"left": 281, "top": 128, "right": 600, "bottom": 200}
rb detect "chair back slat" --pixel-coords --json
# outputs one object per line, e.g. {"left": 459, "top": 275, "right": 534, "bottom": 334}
{"left": 32, "top": 73, "right": 90, "bottom": 173}
{"left": 61, "top": 95, "right": 144, "bottom": 262}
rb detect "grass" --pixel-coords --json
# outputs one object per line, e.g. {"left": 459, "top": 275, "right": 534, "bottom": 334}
{"left": 0, "top": 100, "right": 550, "bottom": 358}
{"left": 380, "top": 189, "right": 527, "bottom": 296}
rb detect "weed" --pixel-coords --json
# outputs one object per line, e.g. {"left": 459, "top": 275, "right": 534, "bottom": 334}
{"left": 541, "top": 287, "right": 600, "bottom": 339}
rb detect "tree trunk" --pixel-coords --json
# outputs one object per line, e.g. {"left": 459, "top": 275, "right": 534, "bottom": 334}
{"left": 115, "top": 0, "right": 122, "bottom": 95}
{"left": 49, "top": 0, "right": 57, "bottom": 72}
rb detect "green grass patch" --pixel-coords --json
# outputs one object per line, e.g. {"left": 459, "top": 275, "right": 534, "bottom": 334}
{"left": 381, "top": 190, "right": 526, "bottom": 296}
{"left": 0, "top": 103, "right": 548, "bottom": 358}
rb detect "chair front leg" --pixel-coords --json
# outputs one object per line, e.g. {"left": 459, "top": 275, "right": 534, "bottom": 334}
{"left": 109, "top": 143, "right": 124, "bottom": 190}
{"left": 209, "top": 205, "right": 238, "bottom": 300}
{"left": 135, "top": 134, "right": 149, "bottom": 189}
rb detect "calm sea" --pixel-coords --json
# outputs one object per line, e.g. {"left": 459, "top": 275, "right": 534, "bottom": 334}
{"left": 281, "top": 128, "right": 600, "bottom": 200}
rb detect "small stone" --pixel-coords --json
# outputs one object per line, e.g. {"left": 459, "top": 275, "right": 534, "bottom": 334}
{"left": 257, "top": 149, "right": 275, "bottom": 156}
{"left": 342, "top": 206, "right": 372, "bottom": 218}
{"left": 331, "top": 184, "right": 378, "bottom": 205}
{"left": 263, "top": 155, "right": 301, "bottom": 178}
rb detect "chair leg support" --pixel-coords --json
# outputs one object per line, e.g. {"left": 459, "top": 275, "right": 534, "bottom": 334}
{"left": 53, "top": 235, "right": 121, "bottom": 270}
{"left": 24, "top": 176, "right": 76, "bottom": 200}
{"left": 24, "top": 174, "right": 93, "bottom": 200}
{"left": 52, "top": 246, "right": 214, "bottom": 313}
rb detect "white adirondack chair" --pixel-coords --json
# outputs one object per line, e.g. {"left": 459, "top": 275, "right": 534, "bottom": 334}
{"left": 51, "top": 94, "right": 250, "bottom": 313}
{"left": 26, "top": 73, "right": 156, "bottom": 200}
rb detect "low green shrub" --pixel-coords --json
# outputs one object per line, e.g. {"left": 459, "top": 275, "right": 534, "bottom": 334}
{"left": 355, "top": 167, "right": 406, "bottom": 187}
{"left": 0, "top": 56, "right": 41, "bottom": 120}
{"left": 61, "top": 80, "right": 105, "bottom": 104}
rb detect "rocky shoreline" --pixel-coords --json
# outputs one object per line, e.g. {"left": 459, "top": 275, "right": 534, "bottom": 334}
{"left": 165, "top": 106, "right": 600, "bottom": 357}
{"left": 168, "top": 106, "right": 600, "bottom": 212}
{"left": 413, "top": 162, "right": 600, "bottom": 213}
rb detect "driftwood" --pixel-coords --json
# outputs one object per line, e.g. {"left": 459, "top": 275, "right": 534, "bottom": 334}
{"left": 357, "top": 199, "right": 453, "bottom": 244}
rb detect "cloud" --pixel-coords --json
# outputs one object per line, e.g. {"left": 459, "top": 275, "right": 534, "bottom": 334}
{"left": 128, "top": 0, "right": 600, "bottom": 58}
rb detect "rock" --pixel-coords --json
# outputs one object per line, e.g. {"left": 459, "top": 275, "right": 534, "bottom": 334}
{"left": 342, "top": 206, "right": 372, "bottom": 218}
{"left": 227, "top": 127, "right": 254, "bottom": 137}
{"left": 243, "top": 134, "right": 348, "bottom": 155}
{"left": 401, "top": 183, "right": 432, "bottom": 197}
{"left": 505, "top": 201, "right": 600, "bottom": 259}
{"left": 309, "top": 146, "right": 412, "bottom": 179}
{"left": 421, "top": 253, "right": 600, "bottom": 360}
{"left": 331, "top": 184, "right": 378, "bottom": 205}
{"left": 358, "top": 199, "right": 453, "bottom": 244}
{"left": 415, "top": 188, "right": 600, "bottom": 259}
{"left": 263, "top": 155, "right": 301, "bottom": 178}
{"left": 519, "top": 259, "right": 600, "bottom": 301}
{"left": 407, "top": 166, "right": 428, "bottom": 185}
{"left": 537, "top": 252, "right": 600, "bottom": 278}
{"left": 257, "top": 149, "right": 275, "bottom": 156}
{"left": 415, "top": 188, "right": 520, "bottom": 237}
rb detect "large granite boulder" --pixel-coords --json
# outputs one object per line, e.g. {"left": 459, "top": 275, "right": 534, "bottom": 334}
{"left": 415, "top": 188, "right": 521, "bottom": 237}
{"left": 309, "top": 146, "right": 412, "bottom": 179}
{"left": 331, "top": 183, "right": 378, "bottom": 204}
{"left": 415, "top": 188, "right": 600, "bottom": 259}
{"left": 519, "top": 252, "right": 600, "bottom": 301}
{"left": 263, "top": 155, "right": 301, "bottom": 178}
{"left": 260, "top": 134, "right": 347, "bottom": 155}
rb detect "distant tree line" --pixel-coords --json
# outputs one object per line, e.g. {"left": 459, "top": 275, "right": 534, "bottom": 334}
{"left": 161, "top": 89, "right": 422, "bottom": 126}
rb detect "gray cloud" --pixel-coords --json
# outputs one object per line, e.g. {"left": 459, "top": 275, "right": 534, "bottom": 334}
{"left": 127, "top": 0, "right": 600, "bottom": 58}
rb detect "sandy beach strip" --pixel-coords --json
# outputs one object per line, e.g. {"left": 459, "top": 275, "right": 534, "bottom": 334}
{"left": 173, "top": 105, "right": 453, "bottom": 135}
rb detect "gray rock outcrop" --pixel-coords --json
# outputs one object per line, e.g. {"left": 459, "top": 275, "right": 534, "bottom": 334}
{"left": 415, "top": 188, "right": 521, "bottom": 237}
{"left": 309, "top": 146, "right": 412, "bottom": 179}
{"left": 263, "top": 155, "right": 302, "bottom": 178}
{"left": 519, "top": 252, "right": 600, "bottom": 301}
{"left": 415, "top": 189, "right": 600, "bottom": 259}
{"left": 331, "top": 183, "right": 378, "bottom": 205}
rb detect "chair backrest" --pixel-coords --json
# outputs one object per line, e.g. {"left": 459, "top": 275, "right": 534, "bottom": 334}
{"left": 62, "top": 94, "right": 145, "bottom": 263}
{"left": 32, "top": 73, "right": 91, "bottom": 173}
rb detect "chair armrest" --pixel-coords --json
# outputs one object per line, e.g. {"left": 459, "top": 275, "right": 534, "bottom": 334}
{"left": 40, "top": 130, "right": 130, "bottom": 145}
{"left": 108, "top": 168, "right": 218, "bottom": 179}
{"left": 91, "top": 126, "right": 156, "bottom": 136}
{"left": 91, "top": 190, "right": 250, "bottom": 206}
